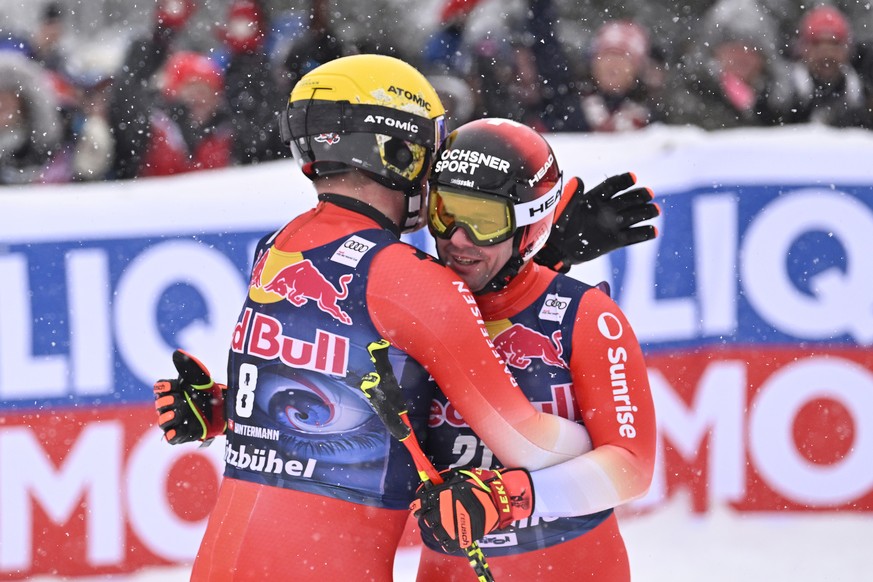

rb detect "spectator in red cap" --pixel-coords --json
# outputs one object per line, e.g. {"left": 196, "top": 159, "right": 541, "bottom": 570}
{"left": 576, "top": 20, "right": 666, "bottom": 132}
{"left": 161, "top": 51, "right": 225, "bottom": 129}
{"left": 109, "top": 0, "right": 233, "bottom": 179}
{"left": 761, "top": 3, "right": 869, "bottom": 127}
{"left": 136, "top": 50, "right": 232, "bottom": 177}
{"left": 798, "top": 5, "right": 855, "bottom": 87}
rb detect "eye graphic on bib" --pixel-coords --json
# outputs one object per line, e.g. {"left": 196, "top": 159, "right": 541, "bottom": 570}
{"left": 251, "top": 365, "right": 386, "bottom": 464}
{"left": 249, "top": 249, "right": 353, "bottom": 325}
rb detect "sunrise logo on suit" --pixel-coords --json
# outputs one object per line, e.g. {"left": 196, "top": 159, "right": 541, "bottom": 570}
{"left": 249, "top": 249, "right": 353, "bottom": 325}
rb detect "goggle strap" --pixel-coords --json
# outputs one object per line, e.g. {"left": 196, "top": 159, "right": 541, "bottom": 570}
{"left": 513, "top": 176, "right": 563, "bottom": 227}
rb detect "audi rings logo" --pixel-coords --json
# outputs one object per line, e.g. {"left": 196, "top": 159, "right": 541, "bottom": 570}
{"left": 331, "top": 235, "right": 376, "bottom": 268}
{"left": 539, "top": 293, "right": 571, "bottom": 324}
{"left": 343, "top": 240, "right": 369, "bottom": 252}
{"left": 597, "top": 312, "right": 623, "bottom": 340}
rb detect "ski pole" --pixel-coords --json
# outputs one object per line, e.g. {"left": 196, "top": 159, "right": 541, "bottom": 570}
{"left": 360, "top": 339, "right": 496, "bottom": 582}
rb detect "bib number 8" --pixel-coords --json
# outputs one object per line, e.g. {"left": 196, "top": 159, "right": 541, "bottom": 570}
{"left": 235, "top": 363, "right": 258, "bottom": 418}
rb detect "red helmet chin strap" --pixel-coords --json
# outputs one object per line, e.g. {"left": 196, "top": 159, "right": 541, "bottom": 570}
{"left": 474, "top": 230, "right": 528, "bottom": 295}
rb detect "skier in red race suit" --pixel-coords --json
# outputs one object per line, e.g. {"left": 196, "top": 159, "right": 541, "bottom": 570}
{"left": 411, "top": 118, "right": 658, "bottom": 581}
{"left": 152, "top": 54, "right": 609, "bottom": 580}
{"left": 153, "top": 55, "right": 661, "bottom": 579}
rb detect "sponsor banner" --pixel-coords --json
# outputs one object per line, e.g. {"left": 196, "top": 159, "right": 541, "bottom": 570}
{"left": 610, "top": 184, "right": 873, "bottom": 349}
{"left": 0, "top": 405, "right": 223, "bottom": 578}
{"left": 0, "top": 233, "right": 259, "bottom": 412}
{"left": 645, "top": 347, "right": 873, "bottom": 513}
{"left": 1, "top": 128, "right": 872, "bottom": 578}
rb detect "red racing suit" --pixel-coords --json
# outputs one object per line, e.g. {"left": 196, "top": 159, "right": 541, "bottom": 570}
{"left": 418, "top": 262, "right": 656, "bottom": 581}
{"left": 190, "top": 195, "right": 591, "bottom": 580}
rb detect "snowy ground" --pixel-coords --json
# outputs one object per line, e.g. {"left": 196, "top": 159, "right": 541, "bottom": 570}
{"left": 31, "top": 496, "right": 870, "bottom": 582}
{"left": 621, "top": 498, "right": 870, "bottom": 582}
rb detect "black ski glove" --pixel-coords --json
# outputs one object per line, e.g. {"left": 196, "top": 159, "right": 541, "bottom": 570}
{"left": 154, "top": 350, "right": 226, "bottom": 445}
{"left": 534, "top": 173, "right": 660, "bottom": 273}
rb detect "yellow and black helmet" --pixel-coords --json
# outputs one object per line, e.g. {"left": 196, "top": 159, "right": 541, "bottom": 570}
{"left": 280, "top": 54, "right": 448, "bottom": 231}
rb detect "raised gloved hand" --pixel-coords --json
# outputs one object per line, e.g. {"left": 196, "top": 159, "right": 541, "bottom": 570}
{"left": 153, "top": 349, "right": 226, "bottom": 444}
{"left": 410, "top": 467, "right": 534, "bottom": 552}
{"left": 534, "top": 173, "right": 660, "bottom": 273}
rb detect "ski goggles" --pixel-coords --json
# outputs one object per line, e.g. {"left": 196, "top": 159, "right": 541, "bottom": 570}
{"left": 428, "top": 179, "right": 563, "bottom": 246}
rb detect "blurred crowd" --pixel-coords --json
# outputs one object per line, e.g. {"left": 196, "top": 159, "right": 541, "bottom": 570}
{"left": 1, "top": 0, "right": 873, "bottom": 186}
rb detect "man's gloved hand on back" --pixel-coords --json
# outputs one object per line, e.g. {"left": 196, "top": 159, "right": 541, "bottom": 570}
{"left": 535, "top": 172, "right": 660, "bottom": 273}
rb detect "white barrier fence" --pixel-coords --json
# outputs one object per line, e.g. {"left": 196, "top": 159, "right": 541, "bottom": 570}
{"left": 1, "top": 125, "right": 871, "bottom": 579}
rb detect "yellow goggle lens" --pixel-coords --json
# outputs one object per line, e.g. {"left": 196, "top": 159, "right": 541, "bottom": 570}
{"left": 428, "top": 189, "right": 514, "bottom": 244}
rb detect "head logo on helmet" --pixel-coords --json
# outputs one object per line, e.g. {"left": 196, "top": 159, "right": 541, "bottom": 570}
{"left": 279, "top": 54, "right": 447, "bottom": 233}
{"left": 428, "top": 118, "right": 563, "bottom": 293}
